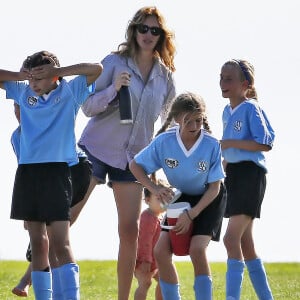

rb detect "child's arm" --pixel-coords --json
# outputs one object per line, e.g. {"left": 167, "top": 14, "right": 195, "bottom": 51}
{"left": 174, "top": 180, "right": 221, "bottom": 235}
{"left": 220, "top": 139, "right": 271, "bottom": 152}
{"left": 0, "top": 69, "right": 30, "bottom": 89}
{"left": 31, "top": 63, "right": 103, "bottom": 86}
{"left": 188, "top": 181, "right": 221, "bottom": 220}
{"left": 129, "top": 160, "right": 159, "bottom": 194}
{"left": 129, "top": 159, "right": 173, "bottom": 205}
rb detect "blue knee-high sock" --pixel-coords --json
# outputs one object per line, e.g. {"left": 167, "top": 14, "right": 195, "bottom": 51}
{"left": 59, "top": 263, "right": 80, "bottom": 300}
{"left": 159, "top": 279, "right": 181, "bottom": 300}
{"left": 193, "top": 275, "right": 212, "bottom": 300}
{"left": 245, "top": 258, "right": 273, "bottom": 300}
{"left": 31, "top": 271, "right": 52, "bottom": 300}
{"left": 52, "top": 267, "right": 63, "bottom": 300}
{"left": 226, "top": 259, "right": 245, "bottom": 300}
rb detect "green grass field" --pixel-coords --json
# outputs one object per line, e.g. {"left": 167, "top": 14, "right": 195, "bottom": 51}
{"left": 1, "top": 261, "right": 299, "bottom": 299}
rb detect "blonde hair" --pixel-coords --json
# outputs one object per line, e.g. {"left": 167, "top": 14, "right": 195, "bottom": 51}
{"left": 223, "top": 59, "right": 257, "bottom": 100}
{"left": 156, "top": 92, "right": 212, "bottom": 136}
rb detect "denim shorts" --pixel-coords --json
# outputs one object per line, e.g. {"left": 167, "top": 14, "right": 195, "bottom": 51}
{"left": 78, "top": 145, "right": 137, "bottom": 187}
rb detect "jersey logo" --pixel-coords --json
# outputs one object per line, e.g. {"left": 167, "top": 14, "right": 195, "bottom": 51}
{"left": 234, "top": 120, "right": 242, "bottom": 131}
{"left": 54, "top": 97, "right": 61, "bottom": 104}
{"left": 27, "top": 96, "right": 38, "bottom": 106}
{"left": 197, "top": 161, "right": 208, "bottom": 172}
{"left": 165, "top": 158, "right": 179, "bottom": 169}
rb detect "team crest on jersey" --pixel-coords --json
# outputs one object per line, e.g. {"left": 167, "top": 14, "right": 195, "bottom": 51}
{"left": 197, "top": 161, "right": 208, "bottom": 172}
{"left": 234, "top": 120, "right": 242, "bottom": 131}
{"left": 54, "top": 97, "right": 61, "bottom": 104}
{"left": 27, "top": 96, "right": 38, "bottom": 106}
{"left": 165, "top": 158, "right": 179, "bottom": 169}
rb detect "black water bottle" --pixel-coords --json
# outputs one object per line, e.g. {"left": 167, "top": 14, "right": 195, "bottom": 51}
{"left": 119, "top": 85, "right": 133, "bottom": 124}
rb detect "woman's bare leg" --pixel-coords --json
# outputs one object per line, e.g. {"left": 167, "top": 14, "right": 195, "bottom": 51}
{"left": 112, "top": 181, "right": 143, "bottom": 300}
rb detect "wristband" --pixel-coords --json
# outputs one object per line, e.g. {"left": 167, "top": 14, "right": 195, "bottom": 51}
{"left": 184, "top": 209, "right": 193, "bottom": 221}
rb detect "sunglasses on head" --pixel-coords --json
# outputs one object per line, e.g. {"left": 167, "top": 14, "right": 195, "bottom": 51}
{"left": 136, "top": 24, "right": 163, "bottom": 36}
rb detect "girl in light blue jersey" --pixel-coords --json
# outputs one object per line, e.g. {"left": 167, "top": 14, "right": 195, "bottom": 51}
{"left": 0, "top": 51, "right": 102, "bottom": 300}
{"left": 130, "top": 92, "right": 226, "bottom": 300}
{"left": 220, "top": 59, "right": 274, "bottom": 300}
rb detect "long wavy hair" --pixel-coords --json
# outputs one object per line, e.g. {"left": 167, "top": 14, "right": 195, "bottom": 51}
{"left": 114, "top": 6, "right": 176, "bottom": 72}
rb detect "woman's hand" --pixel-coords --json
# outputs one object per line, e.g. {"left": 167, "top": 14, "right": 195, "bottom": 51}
{"left": 114, "top": 71, "right": 131, "bottom": 92}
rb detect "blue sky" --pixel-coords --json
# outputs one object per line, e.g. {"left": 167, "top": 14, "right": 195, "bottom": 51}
{"left": 0, "top": 0, "right": 299, "bottom": 262}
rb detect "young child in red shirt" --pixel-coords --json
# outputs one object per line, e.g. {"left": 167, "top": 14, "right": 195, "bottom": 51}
{"left": 134, "top": 179, "right": 170, "bottom": 300}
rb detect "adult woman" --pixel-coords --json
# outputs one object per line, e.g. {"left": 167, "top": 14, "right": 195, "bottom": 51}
{"left": 78, "top": 6, "right": 176, "bottom": 300}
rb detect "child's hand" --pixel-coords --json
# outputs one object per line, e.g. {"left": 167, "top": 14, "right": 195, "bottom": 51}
{"left": 18, "top": 68, "right": 31, "bottom": 81}
{"left": 30, "top": 64, "right": 58, "bottom": 80}
{"left": 154, "top": 186, "right": 174, "bottom": 207}
{"left": 173, "top": 210, "right": 192, "bottom": 235}
{"left": 135, "top": 262, "right": 157, "bottom": 278}
{"left": 139, "top": 261, "right": 151, "bottom": 273}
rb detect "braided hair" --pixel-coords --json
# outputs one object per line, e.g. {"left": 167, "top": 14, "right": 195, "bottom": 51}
{"left": 156, "top": 92, "right": 212, "bottom": 136}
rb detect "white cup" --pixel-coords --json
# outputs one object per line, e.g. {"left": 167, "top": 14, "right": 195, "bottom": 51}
{"left": 160, "top": 188, "right": 182, "bottom": 209}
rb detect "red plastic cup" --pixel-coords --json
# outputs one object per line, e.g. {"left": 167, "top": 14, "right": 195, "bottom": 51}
{"left": 166, "top": 202, "right": 193, "bottom": 256}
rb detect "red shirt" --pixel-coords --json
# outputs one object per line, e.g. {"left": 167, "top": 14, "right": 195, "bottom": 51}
{"left": 136, "top": 209, "right": 162, "bottom": 271}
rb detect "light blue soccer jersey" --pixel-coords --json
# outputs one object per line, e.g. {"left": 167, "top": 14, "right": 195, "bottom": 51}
{"left": 222, "top": 99, "right": 275, "bottom": 171}
{"left": 10, "top": 125, "right": 86, "bottom": 165}
{"left": 134, "top": 126, "right": 225, "bottom": 195}
{"left": 4, "top": 76, "right": 94, "bottom": 166}
{"left": 10, "top": 126, "right": 21, "bottom": 162}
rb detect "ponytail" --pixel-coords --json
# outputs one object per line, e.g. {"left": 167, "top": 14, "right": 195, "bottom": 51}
{"left": 246, "top": 86, "right": 258, "bottom": 100}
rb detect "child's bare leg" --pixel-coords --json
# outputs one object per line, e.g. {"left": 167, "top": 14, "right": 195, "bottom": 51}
{"left": 12, "top": 262, "right": 32, "bottom": 297}
{"left": 134, "top": 268, "right": 153, "bottom": 300}
{"left": 153, "top": 272, "right": 163, "bottom": 300}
